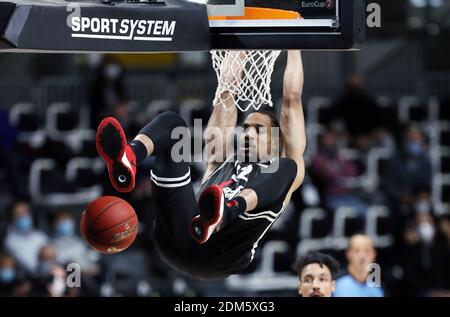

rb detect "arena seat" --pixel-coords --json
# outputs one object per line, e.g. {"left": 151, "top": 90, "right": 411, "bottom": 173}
{"left": 340, "top": 149, "right": 366, "bottom": 189}
{"left": 439, "top": 124, "right": 450, "bottom": 147}
{"left": 304, "top": 123, "right": 326, "bottom": 161}
{"left": 331, "top": 207, "right": 362, "bottom": 250}
{"left": 9, "top": 102, "right": 40, "bottom": 132}
{"left": 9, "top": 103, "right": 46, "bottom": 148}
{"left": 101, "top": 248, "right": 150, "bottom": 296}
{"left": 296, "top": 238, "right": 330, "bottom": 255}
{"left": 365, "top": 205, "right": 394, "bottom": 248}
{"left": 365, "top": 148, "right": 393, "bottom": 191}
{"left": 179, "top": 98, "right": 207, "bottom": 128}
{"left": 125, "top": 75, "right": 173, "bottom": 107}
{"left": 145, "top": 99, "right": 173, "bottom": 124}
{"left": 398, "top": 96, "right": 425, "bottom": 124}
{"left": 432, "top": 173, "right": 450, "bottom": 216}
{"left": 225, "top": 240, "right": 298, "bottom": 293}
{"left": 306, "top": 97, "right": 331, "bottom": 125}
{"left": 29, "top": 158, "right": 102, "bottom": 207}
{"left": 427, "top": 97, "right": 440, "bottom": 122}
{"left": 45, "top": 102, "right": 79, "bottom": 136}
{"left": 65, "top": 157, "right": 105, "bottom": 188}
{"left": 298, "top": 208, "right": 328, "bottom": 239}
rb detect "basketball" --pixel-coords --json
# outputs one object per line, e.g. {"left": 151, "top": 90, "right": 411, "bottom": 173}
{"left": 80, "top": 196, "right": 139, "bottom": 254}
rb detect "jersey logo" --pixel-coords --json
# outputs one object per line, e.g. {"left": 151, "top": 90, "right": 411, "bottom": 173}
{"left": 223, "top": 185, "right": 245, "bottom": 200}
{"left": 231, "top": 163, "right": 253, "bottom": 182}
{"left": 220, "top": 163, "right": 254, "bottom": 200}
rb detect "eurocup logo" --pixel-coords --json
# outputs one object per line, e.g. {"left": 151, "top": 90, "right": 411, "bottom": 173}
{"left": 325, "top": 0, "right": 335, "bottom": 9}
{"left": 300, "top": 0, "right": 335, "bottom": 10}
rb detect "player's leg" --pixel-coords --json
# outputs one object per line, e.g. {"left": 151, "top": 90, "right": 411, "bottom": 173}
{"left": 191, "top": 158, "right": 298, "bottom": 244}
{"left": 129, "top": 112, "right": 197, "bottom": 241}
{"left": 96, "top": 111, "right": 188, "bottom": 192}
{"left": 132, "top": 112, "right": 202, "bottom": 268}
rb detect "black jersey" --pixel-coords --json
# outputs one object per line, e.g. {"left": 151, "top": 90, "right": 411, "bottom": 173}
{"left": 152, "top": 153, "right": 296, "bottom": 280}
{"left": 197, "top": 154, "right": 292, "bottom": 276}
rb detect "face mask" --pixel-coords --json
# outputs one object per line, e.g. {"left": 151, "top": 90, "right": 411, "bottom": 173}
{"left": 418, "top": 223, "right": 435, "bottom": 243}
{"left": 0, "top": 268, "right": 16, "bottom": 283}
{"left": 38, "top": 261, "right": 55, "bottom": 274}
{"left": 406, "top": 142, "right": 423, "bottom": 156}
{"left": 415, "top": 201, "right": 431, "bottom": 214}
{"left": 56, "top": 220, "right": 75, "bottom": 237}
{"left": 15, "top": 215, "right": 33, "bottom": 232}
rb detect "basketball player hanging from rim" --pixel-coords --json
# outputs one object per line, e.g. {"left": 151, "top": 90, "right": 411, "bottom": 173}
{"left": 96, "top": 50, "right": 306, "bottom": 280}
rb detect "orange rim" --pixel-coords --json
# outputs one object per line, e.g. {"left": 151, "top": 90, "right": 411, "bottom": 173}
{"left": 209, "top": 7, "right": 302, "bottom": 21}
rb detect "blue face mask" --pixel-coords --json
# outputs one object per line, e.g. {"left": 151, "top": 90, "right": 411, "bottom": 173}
{"left": 0, "top": 268, "right": 16, "bottom": 283}
{"left": 55, "top": 220, "right": 75, "bottom": 237}
{"left": 14, "top": 215, "right": 33, "bottom": 232}
{"left": 406, "top": 141, "right": 423, "bottom": 156}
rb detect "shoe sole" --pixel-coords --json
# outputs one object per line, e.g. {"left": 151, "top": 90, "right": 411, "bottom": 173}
{"left": 96, "top": 118, "right": 134, "bottom": 192}
{"left": 191, "top": 186, "right": 224, "bottom": 244}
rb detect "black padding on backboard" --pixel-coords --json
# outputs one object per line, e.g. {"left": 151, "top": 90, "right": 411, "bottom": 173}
{"left": 0, "top": 2, "right": 14, "bottom": 30}
{"left": 0, "top": 0, "right": 211, "bottom": 52}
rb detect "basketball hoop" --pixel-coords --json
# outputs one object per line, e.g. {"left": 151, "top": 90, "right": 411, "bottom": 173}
{"left": 211, "top": 50, "right": 281, "bottom": 112}
{"left": 209, "top": 7, "right": 297, "bottom": 112}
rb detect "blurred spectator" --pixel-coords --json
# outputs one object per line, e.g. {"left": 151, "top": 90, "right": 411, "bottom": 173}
{"left": 323, "top": 75, "right": 382, "bottom": 151}
{"left": 89, "top": 58, "right": 127, "bottom": 129}
{"left": 0, "top": 109, "right": 18, "bottom": 151}
{"left": 0, "top": 252, "right": 31, "bottom": 297}
{"left": 0, "top": 109, "right": 22, "bottom": 197}
{"left": 413, "top": 190, "right": 434, "bottom": 215}
{"left": 383, "top": 126, "right": 432, "bottom": 215}
{"left": 293, "top": 251, "right": 340, "bottom": 297}
{"left": 29, "top": 245, "right": 67, "bottom": 297}
{"left": 110, "top": 99, "right": 139, "bottom": 136}
{"left": 371, "top": 127, "right": 397, "bottom": 154}
{"left": 3, "top": 201, "right": 49, "bottom": 272}
{"left": 400, "top": 212, "right": 450, "bottom": 296}
{"left": 334, "top": 235, "right": 384, "bottom": 297}
{"left": 51, "top": 211, "right": 100, "bottom": 275}
{"left": 439, "top": 215, "right": 450, "bottom": 249}
{"left": 309, "top": 131, "right": 368, "bottom": 216}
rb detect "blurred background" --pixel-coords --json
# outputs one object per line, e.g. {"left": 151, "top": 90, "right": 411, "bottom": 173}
{"left": 1, "top": 0, "right": 450, "bottom": 297}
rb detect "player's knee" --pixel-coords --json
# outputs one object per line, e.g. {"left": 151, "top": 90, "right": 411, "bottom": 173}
{"left": 158, "top": 111, "right": 188, "bottom": 129}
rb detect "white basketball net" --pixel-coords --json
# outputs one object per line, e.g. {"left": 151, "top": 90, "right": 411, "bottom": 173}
{"left": 211, "top": 50, "right": 281, "bottom": 112}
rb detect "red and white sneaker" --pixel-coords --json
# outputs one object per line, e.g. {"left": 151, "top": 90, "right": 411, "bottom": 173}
{"left": 96, "top": 117, "right": 136, "bottom": 193}
{"left": 190, "top": 185, "right": 224, "bottom": 244}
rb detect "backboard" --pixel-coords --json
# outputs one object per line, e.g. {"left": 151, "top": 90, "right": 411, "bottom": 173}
{"left": 0, "top": 0, "right": 365, "bottom": 52}
{"left": 194, "top": 0, "right": 365, "bottom": 49}
{"left": 193, "top": 0, "right": 339, "bottom": 27}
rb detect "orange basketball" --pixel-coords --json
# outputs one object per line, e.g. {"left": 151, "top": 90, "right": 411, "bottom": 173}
{"left": 80, "top": 196, "right": 138, "bottom": 254}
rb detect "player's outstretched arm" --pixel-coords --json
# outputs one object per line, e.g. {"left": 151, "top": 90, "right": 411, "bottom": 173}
{"left": 280, "top": 50, "right": 306, "bottom": 196}
{"left": 203, "top": 51, "right": 245, "bottom": 182}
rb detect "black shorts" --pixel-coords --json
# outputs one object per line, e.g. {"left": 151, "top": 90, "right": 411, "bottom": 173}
{"left": 150, "top": 150, "right": 233, "bottom": 280}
